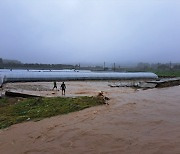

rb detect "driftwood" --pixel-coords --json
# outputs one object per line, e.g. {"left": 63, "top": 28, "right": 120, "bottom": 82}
{"left": 5, "top": 90, "right": 41, "bottom": 98}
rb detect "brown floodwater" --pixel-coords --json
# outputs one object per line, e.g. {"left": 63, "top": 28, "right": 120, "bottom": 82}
{"left": 0, "top": 81, "right": 180, "bottom": 154}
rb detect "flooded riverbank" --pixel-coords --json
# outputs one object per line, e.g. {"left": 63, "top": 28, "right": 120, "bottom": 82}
{"left": 0, "top": 81, "right": 180, "bottom": 154}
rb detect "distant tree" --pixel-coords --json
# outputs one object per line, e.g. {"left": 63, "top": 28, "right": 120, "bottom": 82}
{"left": 174, "top": 64, "right": 180, "bottom": 70}
{"left": 157, "top": 64, "right": 169, "bottom": 70}
{"left": 0, "top": 58, "right": 2, "bottom": 64}
{"left": 0, "top": 58, "right": 3, "bottom": 69}
{"left": 137, "top": 62, "right": 150, "bottom": 71}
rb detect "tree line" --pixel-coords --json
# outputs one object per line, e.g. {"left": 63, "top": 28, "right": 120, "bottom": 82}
{"left": 0, "top": 58, "right": 180, "bottom": 72}
{"left": 0, "top": 58, "right": 74, "bottom": 70}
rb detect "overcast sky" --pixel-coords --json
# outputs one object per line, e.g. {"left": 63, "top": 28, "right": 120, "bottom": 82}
{"left": 0, "top": 0, "right": 180, "bottom": 64}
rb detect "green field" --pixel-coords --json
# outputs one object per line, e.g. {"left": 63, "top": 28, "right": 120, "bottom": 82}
{"left": 0, "top": 96, "right": 104, "bottom": 129}
{"left": 153, "top": 70, "right": 180, "bottom": 77}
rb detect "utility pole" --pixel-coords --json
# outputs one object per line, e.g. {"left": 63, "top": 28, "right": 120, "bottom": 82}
{"left": 104, "top": 62, "right": 105, "bottom": 71}
{"left": 169, "top": 61, "right": 172, "bottom": 70}
{"left": 113, "top": 63, "right": 115, "bottom": 72}
{"left": 157, "top": 63, "right": 160, "bottom": 70}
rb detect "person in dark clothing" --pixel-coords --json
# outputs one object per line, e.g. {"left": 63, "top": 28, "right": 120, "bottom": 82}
{"left": 52, "top": 81, "right": 57, "bottom": 90}
{"left": 61, "top": 82, "right": 66, "bottom": 95}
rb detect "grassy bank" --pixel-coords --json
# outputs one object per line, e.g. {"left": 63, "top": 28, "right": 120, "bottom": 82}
{"left": 0, "top": 96, "right": 104, "bottom": 129}
{"left": 153, "top": 70, "right": 180, "bottom": 77}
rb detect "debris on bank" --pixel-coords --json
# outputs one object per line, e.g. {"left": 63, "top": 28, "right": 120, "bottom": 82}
{"left": 108, "top": 81, "right": 156, "bottom": 89}
{"left": 147, "top": 77, "right": 180, "bottom": 88}
{"left": 0, "top": 75, "right": 3, "bottom": 88}
{"left": 108, "top": 78, "right": 180, "bottom": 89}
{"left": 137, "top": 82, "right": 157, "bottom": 89}
{"left": 97, "top": 91, "right": 110, "bottom": 105}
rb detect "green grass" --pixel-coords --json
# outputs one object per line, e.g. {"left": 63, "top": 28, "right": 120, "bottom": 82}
{"left": 0, "top": 96, "right": 104, "bottom": 129}
{"left": 153, "top": 70, "right": 180, "bottom": 77}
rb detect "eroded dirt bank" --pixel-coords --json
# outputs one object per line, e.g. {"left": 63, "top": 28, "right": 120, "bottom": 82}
{"left": 0, "top": 81, "right": 180, "bottom": 154}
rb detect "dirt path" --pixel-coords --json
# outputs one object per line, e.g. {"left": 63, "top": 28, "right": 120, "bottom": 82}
{"left": 0, "top": 82, "right": 180, "bottom": 154}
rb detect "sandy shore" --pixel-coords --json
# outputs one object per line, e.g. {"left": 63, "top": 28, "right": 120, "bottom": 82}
{"left": 0, "top": 81, "right": 180, "bottom": 154}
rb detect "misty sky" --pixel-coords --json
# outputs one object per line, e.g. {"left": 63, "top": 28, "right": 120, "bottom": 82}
{"left": 0, "top": 0, "right": 180, "bottom": 64}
